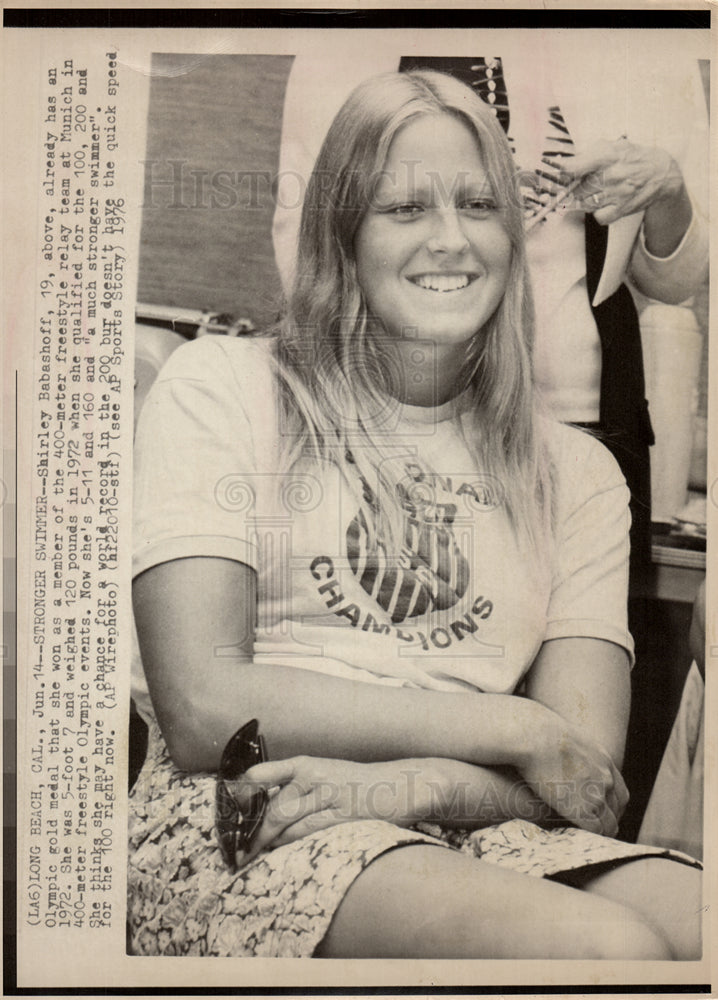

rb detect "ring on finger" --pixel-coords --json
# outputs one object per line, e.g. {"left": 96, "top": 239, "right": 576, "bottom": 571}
{"left": 589, "top": 192, "right": 602, "bottom": 208}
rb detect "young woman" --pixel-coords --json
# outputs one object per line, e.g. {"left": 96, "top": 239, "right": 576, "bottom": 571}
{"left": 129, "top": 70, "right": 701, "bottom": 959}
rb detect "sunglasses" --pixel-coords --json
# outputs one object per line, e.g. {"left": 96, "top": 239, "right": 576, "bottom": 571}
{"left": 215, "top": 718, "right": 268, "bottom": 872}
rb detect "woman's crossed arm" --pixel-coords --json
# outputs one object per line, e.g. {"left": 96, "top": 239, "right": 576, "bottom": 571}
{"left": 134, "top": 555, "right": 628, "bottom": 843}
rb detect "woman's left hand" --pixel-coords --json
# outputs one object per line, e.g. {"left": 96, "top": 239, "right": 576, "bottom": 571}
{"left": 227, "top": 755, "right": 436, "bottom": 868}
{"left": 565, "top": 138, "right": 687, "bottom": 228}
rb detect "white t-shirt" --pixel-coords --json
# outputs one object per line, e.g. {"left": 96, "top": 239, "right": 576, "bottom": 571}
{"left": 132, "top": 337, "right": 633, "bottom": 724}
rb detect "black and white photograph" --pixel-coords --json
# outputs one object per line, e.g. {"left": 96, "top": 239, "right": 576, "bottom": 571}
{"left": 128, "top": 24, "right": 711, "bottom": 962}
{"left": 4, "top": 8, "right": 715, "bottom": 993}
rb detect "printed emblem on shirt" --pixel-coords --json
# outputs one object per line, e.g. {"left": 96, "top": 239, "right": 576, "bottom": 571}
{"left": 346, "top": 478, "right": 470, "bottom": 624}
{"left": 308, "top": 457, "right": 497, "bottom": 652}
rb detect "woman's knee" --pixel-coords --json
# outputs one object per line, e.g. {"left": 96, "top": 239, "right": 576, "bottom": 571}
{"left": 583, "top": 857, "right": 702, "bottom": 960}
{"left": 589, "top": 917, "right": 671, "bottom": 961}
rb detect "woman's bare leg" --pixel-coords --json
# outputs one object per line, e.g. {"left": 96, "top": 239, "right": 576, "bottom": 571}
{"left": 582, "top": 857, "right": 702, "bottom": 960}
{"left": 316, "top": 844, "right": 671, "bottom": 959}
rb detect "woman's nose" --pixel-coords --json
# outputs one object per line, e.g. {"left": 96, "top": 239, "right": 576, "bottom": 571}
{"left": 426, "top": 209, "right": 470, "bottom": 255}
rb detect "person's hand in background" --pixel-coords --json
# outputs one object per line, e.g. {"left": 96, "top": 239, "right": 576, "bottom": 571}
{"left": 564, "top": 138, "right": 693, "bottom": 257}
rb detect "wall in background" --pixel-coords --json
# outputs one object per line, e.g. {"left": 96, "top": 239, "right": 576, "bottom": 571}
{"left": 138, "top": 54, "right": 293, "bottom": 329}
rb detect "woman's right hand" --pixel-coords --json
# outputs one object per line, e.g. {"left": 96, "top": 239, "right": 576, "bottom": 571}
{"left": 224, "top": 755, "right": 437, "bottom": 870}
{"left": 513, "top": 701, "right": 629, "bottom": 837}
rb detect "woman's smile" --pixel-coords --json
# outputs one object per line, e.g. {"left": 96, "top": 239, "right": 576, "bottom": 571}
{"left": 407, "top": 272, "right": 478, "bottom": 292}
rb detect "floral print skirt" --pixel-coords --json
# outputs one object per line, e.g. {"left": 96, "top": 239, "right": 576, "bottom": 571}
{"left": 127, "top": 718, "right": 700, "bottom": 957}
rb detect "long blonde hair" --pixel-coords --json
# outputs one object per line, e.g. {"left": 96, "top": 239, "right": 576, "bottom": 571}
{"left": 271, "top": 70, "right": 553, "bottom": 551}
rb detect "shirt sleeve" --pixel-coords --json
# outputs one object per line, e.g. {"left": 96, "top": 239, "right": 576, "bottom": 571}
{"left": 133, "top": 337, "right": 274, "bottom": 579}
{"left": 627, "top": 50, "right": 709, "bottom": 305}
{"left": 630, "top": 194, "right": 709, "bottom": 305}
{"left": 544, "top": 428, "right": 634, "bottom": 664}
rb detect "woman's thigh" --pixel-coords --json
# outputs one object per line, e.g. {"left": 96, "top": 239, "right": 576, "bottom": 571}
{"left": 582, "top": 857, "right": 702, "bottom": 961}
{"left": 316, "top": 844, "right": 671, "bottom": 960}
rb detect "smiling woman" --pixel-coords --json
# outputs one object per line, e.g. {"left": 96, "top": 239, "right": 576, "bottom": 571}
{"left": 129, "top": 70, "right": 701, "bottom": 959}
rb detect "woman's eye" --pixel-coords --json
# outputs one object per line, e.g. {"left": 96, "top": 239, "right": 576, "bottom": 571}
{"left": 386, "top": 203, "right": 423, "bottom": 218}
{"left": 463, "top": 199, "right": 497, "bottom": 216}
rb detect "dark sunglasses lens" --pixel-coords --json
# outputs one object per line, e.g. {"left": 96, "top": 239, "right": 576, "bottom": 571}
{"left": 215, "top": 780, "right": 269, "bottom": 863}
{"left": 236, "top": 788, "right": 269, "bottom": 852}
{"left": 218, "top": 721, "right": 264, "bottom": 780}
{"left": 215, "top": 782, "right": 239, "bottom": 865}
{"left": 216, "top": 721, "right": 267, "bottom": 869}
{"left": 216, "top": 779, "right": 237, "bottom": 821}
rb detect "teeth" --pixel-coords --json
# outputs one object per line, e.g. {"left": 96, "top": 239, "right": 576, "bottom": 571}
{"left": 413, "top": 274, "right": 471, "bottom": 292}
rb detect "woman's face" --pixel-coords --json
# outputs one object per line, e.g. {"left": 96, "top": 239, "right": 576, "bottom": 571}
{"left": 355, "top": 114, "right": 512, "bottom": 352}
